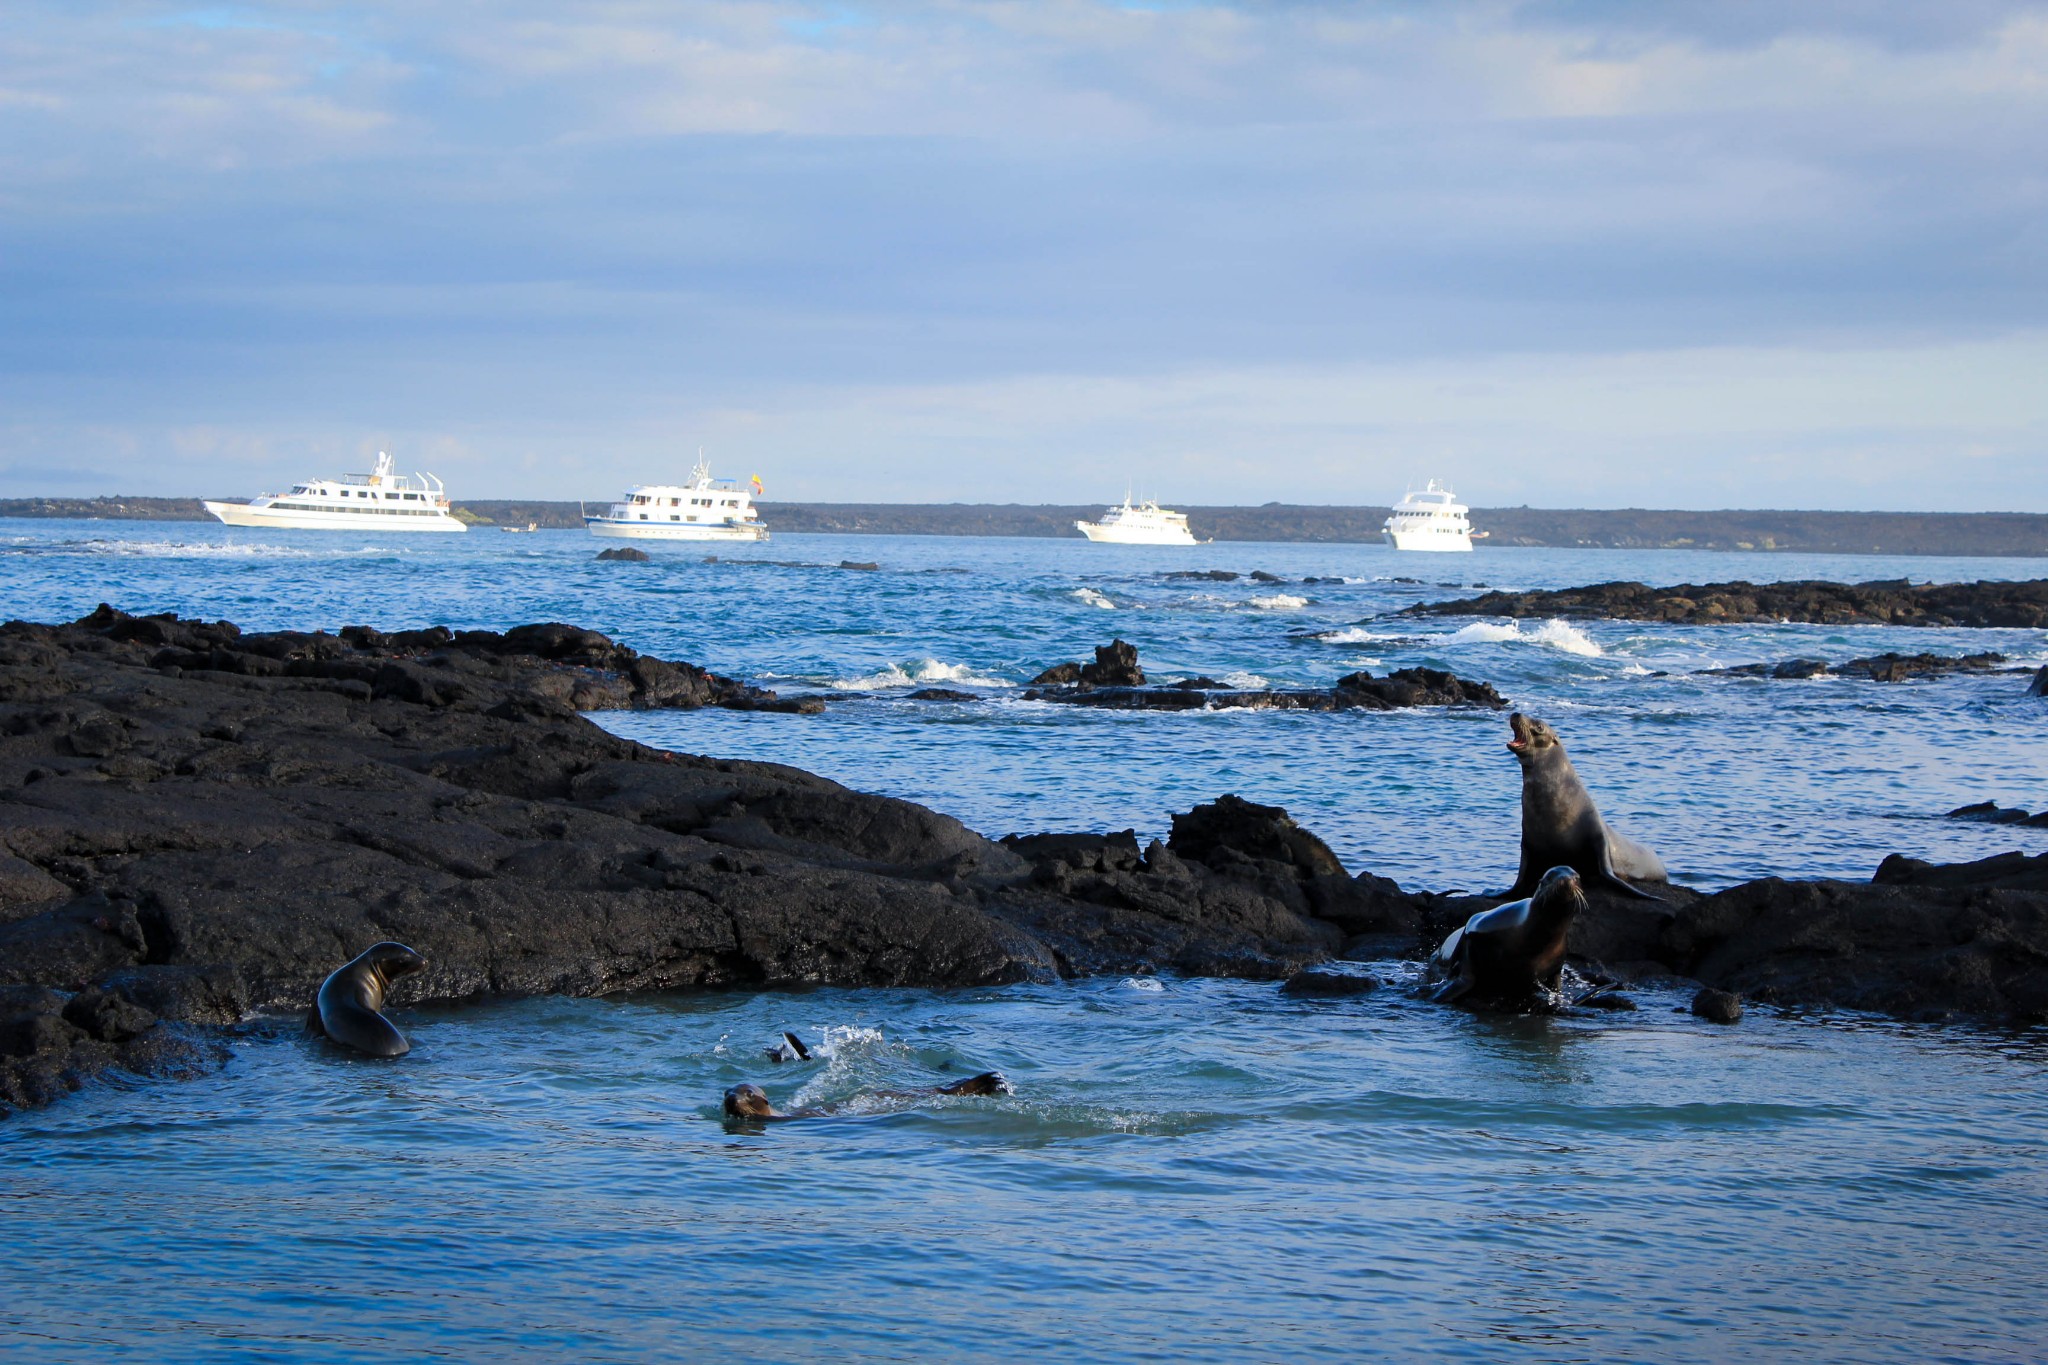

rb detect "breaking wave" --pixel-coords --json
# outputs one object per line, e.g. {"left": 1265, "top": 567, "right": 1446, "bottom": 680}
{"left": 1071, "top": 587, "right": 1116, "bottom": 610}
{"left": 1247, "top": 594, "right": 1309, "bottom": 610}
{"left": 830, "top": 659, "right": 1009, "bottom": 690}
{"left": 1445, "top": 618, "right": 1603, "bottom": 657}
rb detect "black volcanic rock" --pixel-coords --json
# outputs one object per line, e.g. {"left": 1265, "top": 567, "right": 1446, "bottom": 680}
{"left": 2031, "top": 665, "right": 2048, "bottom": 697}
{"left": 1659, "top": 851, "right": 2048, "bottom": 1022}
{"left": 0, "top": 609, "right": 1360, "bottom": 1115}
{"left": 1026, "top": 640, "right": 1503, "bottom": 714}
{"left": 1409, "top": 578, "right": 2048, "bottom": 628}
{"left": 596, "top": 547, "right": 651, "bottom": 562}
{"left": 1704, "top": 652, "right": 2012, "bottom": 682}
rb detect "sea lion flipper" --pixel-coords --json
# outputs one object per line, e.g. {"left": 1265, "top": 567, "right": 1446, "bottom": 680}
{"left": 783, "top": 1031, "right": 812, "bottom": 1061}
{"left": 1429, "top": 974, "right": 1474, "bottom": 1005}
{"left": 305, "top": 1002, "right": 327, "bottom": 1037}
{"left": 1590, "top": 869, "right": 1665, "bottom": 902}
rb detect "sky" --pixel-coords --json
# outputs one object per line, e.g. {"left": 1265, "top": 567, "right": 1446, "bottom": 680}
{"left": 0, "top": 1, "right": 2044, "bottom": 509}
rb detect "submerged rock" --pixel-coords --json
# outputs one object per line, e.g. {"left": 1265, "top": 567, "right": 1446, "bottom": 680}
{"left": 595, "top": 547, "right": 651, "bottom": 562}
{"left": 1281, "top": 966, "right": 1379, "bottom": 997}
{"left": 1691, "top": 988, "right": 1743, "bottom": 1024}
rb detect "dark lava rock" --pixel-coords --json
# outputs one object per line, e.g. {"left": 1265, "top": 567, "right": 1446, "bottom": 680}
{"left": 1250, "top": 571, "right": 1285, "bottom": 584}
{"left": 1168, "top": 794, "right": 1424, "bottom": 937}
{"left": 1280, "top": 966, "right": 1379, "bottom": 997}
{"left": 595, "top": 547, "right": 651, "bottom": 562}
{"left": 1026, "top": 641, "right": 1504, "bottom": 714}
{"left": 1409, "top": 578, "right": 2048, "bottom": 629}
{"left": 839, "top": 561, "right": 879, "bottom": 571}
{"left": 1660, "top": 851, "right": 2048, "bottom": 1021}
{"left": 0, "top": 608, "right": 1369, "bottom": 1114}
{"left": 1691, "top": 988, "right": 1743, "bottom": 1024}
{"left": 2031, "top": 665, "right": 2048, "bottom": 697}
{"left": 1579, "top": 992, "right": 1636, "bottom": 1011}
{"left": 907, "top": 688, "right": 978, "bottom": 703}
{"left": 1707, "top": 652, "right": 2011, "bottom": 682}
{"left": 1031, "top": 639, "right": 1146, "bottom": 688}
{"left": 1947, "top": 802, "right": 2038, "bottom": 825}
{"left": 1164, "top": 570, "right": 1239, "bottom": 581}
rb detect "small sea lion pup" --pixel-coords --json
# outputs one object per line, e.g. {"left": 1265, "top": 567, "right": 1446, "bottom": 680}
{"left": 1430, "top": 865, "right": 1587, "bottom": 1008}
{"left": 723, "top": 1072, "right": 1011, "bottom": 1122}
{"left": 1505, "top": 712, "right": 1668, "bottom": 900}
{"left": 307, "top": 941, "right": 427, "bottom": 1057}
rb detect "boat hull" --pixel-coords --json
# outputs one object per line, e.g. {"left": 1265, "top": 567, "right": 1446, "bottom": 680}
{"left": 202, "top": 501, "right": 468, "bottom": 532}
{"left": 586, "top": 518, "right": 768, "bottom": 542}
{"left": 1075, "top": 521, "right": 1199, "bottom": 546}
{"left": 1383, "top": 529, "right": 1472, "bottom": 552}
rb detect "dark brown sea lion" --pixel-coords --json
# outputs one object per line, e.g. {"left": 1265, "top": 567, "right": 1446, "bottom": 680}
{"left": 723, "top": 1071, "right": 1011, "bottom": 1122}
{"left": 1429, "top": 865, "right": 1587, "bottom": 1008}
{"left": 307, "top": 941, "right": 426, "bottom": 1057}
{"left": 1505, "top": 712, "right": 1667, "bottom": 900}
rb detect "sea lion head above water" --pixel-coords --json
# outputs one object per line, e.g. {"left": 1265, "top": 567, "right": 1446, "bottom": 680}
{"left": 1503, "top": 712, "right": 1667, "bottom": 901}
{"left": 724, "top": 1083, "right": 779, "bottom": 1120}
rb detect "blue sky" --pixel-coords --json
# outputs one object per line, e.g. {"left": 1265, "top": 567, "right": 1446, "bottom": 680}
{"left": 1, "top": 1, "right": 2043, "bottom": 508}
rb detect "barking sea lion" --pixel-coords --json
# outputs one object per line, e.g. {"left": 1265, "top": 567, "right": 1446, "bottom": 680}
{"left": 1505, "top": 712, "right": 1667, "bottom": 900}
{"left": 307, "top": 941, "right": 426, "bottom": 1057}
{"left": 723, "top": 1071, "right": 1012, "bottom": 1122}
{"left": 1430, "top": 865, "right": 1587, "bottom": 1008}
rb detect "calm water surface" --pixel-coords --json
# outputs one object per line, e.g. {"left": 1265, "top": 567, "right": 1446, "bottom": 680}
{"left": 2, "top": 522, "right": 2046, "bottom": 1360}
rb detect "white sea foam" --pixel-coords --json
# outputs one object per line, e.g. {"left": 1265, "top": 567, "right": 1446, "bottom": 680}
{"left": 62, "top": 538, "right": 333, "bottom": 559}
{"left": 1071, "top": 587, "right": 1116, "bottom": 610}
{"left": 1221, "top": 671, "right": 1270, "bottom": 689}
{"left": 1247, "top": 594, "right": 1309, "bottom": 610}
{"left": 1446, "top": 618, "right": 1603, "bottom": 657}
{"left": 1121, "top": 977, "right": 1167, "bottom": 993}
{"left": 1316, "top": 626, "right": 1393, "bottom": 644}
{"left": 831, "top": 659, "right": 1007, "bottom": 690}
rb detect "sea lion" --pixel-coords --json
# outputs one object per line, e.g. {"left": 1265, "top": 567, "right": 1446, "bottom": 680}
{"left": 1430, "top": 865, "right": 1587, "bottom": 1008}
{"left": 765, "top": 1031, "right": 812, "bottom": 1063}
{"left": 1505, "top": 712, "right": 1667, "bottom": 900}
{"left": 723, "top": 1071, "right": 1011, "bottom": 1122}
{"left": 307, "top": 941, "right": 426, "bottom": 1057}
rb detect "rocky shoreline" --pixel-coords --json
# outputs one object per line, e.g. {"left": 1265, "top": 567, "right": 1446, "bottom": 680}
{"left": 1407, "top": 577, "right": 2048, "bottom": 628}
{"left": 4, "top": 607, "right": 2045, "bottom": 1116}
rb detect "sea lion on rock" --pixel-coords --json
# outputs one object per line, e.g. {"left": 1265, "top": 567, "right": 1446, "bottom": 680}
{"left": 723, "top": 1071, "right": 1011, "bottom": 1122}
{"left": 307, "top": 941, "right": 426, "bottom": 1057}
{"left": 1505, "top": 712, "right": 1667, "bottom": 900}
{"left": 1429, "top": 866, "right": 1587, "bottom": 1008}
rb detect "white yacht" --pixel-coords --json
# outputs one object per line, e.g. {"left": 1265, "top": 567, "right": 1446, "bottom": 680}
{"left": 1382, "top": 481, "right": 1481, "bottom": 552}
{"left": 585, "top": 457, "right": 768, "bottom": 542}
{"left": 1075, "top": 495, "right": 1202, "bottom": 546}
{"left": 202, "top": 452, "right": 466, "bottom": 532}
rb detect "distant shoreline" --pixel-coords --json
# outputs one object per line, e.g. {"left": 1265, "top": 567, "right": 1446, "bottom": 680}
{"left": 4, "top": 496, "right": 2046, "bottom": 557}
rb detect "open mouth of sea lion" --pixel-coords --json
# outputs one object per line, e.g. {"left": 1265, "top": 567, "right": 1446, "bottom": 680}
{"left": 1506, "top": 712, "right": 1533, "bottom": 753}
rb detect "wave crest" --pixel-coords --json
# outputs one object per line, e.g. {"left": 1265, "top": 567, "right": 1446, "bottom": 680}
{"left": 1446, "top": 618, "right": 1603, "bottom": 657}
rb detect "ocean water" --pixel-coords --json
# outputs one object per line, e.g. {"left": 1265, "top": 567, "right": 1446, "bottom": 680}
{"left": 3, "top": 520, "right": 2047, "bottom": 1361}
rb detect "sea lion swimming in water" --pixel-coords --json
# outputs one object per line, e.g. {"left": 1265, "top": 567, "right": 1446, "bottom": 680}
{"left": 1429, "top": 865, "right": 1587, "bottom": 1008}
{"left": 307, "top": 941, "right": 426, "bottom": 1057}
{"left": 1505, "top": 712, "right": 1667, "bottom": 901}
{"left": 765, "top": 1031, "right": 812, "bottom": 1063}
{"left": 723, "top": 1071, "right": 1012, "bottom": 1122}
